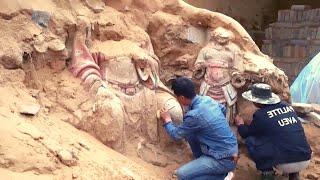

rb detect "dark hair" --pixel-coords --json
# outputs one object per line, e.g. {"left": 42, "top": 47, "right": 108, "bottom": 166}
{"left": 172, "top": 77, "right": 196, "bottom": 99}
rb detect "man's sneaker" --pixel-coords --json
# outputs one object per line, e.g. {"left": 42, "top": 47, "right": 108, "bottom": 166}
{"left": 172, "top": 169, "right": 177, "bottom": 178}
{"left": 224, "top": 172, "right": 234, "bottom": 180}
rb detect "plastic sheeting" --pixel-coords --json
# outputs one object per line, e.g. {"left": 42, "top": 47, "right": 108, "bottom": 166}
{"left": 290, "top": 52, "right": 320, "bottom": 104}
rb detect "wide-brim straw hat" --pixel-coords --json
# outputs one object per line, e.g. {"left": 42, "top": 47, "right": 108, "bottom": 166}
{"left": 242, "top": 83, "right": 281, "bottom": 105}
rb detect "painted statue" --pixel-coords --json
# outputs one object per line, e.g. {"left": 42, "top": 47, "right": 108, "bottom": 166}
{"left": 68, "top": 20, "right": 183, "bottom": 153}
{"left": 193, "top": 27, "right": 239, "bottom": 121}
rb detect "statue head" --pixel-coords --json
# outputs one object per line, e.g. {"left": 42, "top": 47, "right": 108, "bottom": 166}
{"left": 208, "top": 27, "right": 235, "bottom": 45}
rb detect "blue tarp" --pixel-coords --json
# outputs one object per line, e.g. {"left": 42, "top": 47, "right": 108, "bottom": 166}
{"left": 290, "top": 52, "right": 320, "bottom": 104}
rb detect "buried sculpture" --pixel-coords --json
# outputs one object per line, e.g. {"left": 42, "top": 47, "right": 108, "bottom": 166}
{"left": 192, "top": 26, "right": 290, "bottom": 122}
{"left": 193, "top": 27, "right": 240, "bottom": 120}
{"left": 68, "top": 22, "right": 183, "bottom": 154}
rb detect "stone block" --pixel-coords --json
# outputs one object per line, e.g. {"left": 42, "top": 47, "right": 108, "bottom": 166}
{"left": 295, "top": 28, "right": 301, "bottom": 38}
{"left": 273, "top": 27, "right": 279, "bottom": 39}
{"left": 291, "top": 39, "right": 308, "bottom": 46}
{"left": 298, "top": 28, "right": 303, "bottom": 37}
{"left": 269, "top": 27, "right": 273, "bottom": 39}
{"left": 312, "top": 39, "right": 320, "bottom": 45}
{"left": 304, "top": 27, "right": 310, "bottom": 39}
{"left": 285, "top": 46, "right": 292, "bottom": 57}
{"left": 291, "top": 45, "right": 295, "bottom": 58}
{"left": 290, "top": 29, "right": 297, "bottom": 39}
{"left": 283, "top": 46, "right": 288, "bottom": 57}
{"left": 296, "top": 11, "right": 302, "bottom": 22}
{"left": 311, "top": 28, "right": 317, "bottom": 39}
{"left": 289, "top": 46, "right": 294, "bottom": 58}
{"left": 317, "top": 9, "right": 320, "bottom": 21}
{"left": 280, "top": 28, "right": 285, "bottom": 39}
{"left": 315, "top": 9, "right": 320, "bottom": 21}
{"left": 307, "top": 28, "right": 315, "bottom": 40}
{"left": 316, "top": 28, "right": 320, "bottom": 40}
{"left": 265, "top": 27, "right": 271, "bottom": 39}
{"left": 284, "top": 10, "right": 291, "bottom": 22}
{"left": 299, "top": 28, "right": 305, "bottom": 39}
{"left": 291, "top": 5, "right": 311, "bottom": 11}
{"left": 273, "top": 43, "right": 282, "bottom": 57}
{"left": 299, "top": 46, "right": 307, "bottom": 58}
{"left": 277, "top": 28, "right": 282, "bottom": 39}
{"left": 283, "top": 28, "right": 289, "bottom": 39}
{"left": 309, "top": 9, "right": 315, "bottom": 21}
{"left": 306, "top": 10, "right": 312, "bottom": 21}
{"left": 279, "top": 10, "right": 288, "bottom": 22}
{"left": 312, "top": 9, "right": 318, "bottom": 22}
{"left": 290, "top": 10, "right": 297, "bottom": 22}
{"left": 294, "top": 45, "right": 299, "bottom": 58}
{"left": 302, "top": 11, "right": 307, "bottom": 21}
{"left": 278, "top": 11, "right": 284, "bottom": 22}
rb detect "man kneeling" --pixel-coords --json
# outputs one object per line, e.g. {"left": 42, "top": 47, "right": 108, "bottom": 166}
{"left": 235, "top": 83, "right": 312, "bottom": 180}
{"left": 160, "top": 77, "right": 238, "bottom": 180}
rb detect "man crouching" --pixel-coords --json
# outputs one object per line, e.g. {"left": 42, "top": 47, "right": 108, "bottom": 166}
{"left": 235, "top": 83, "right": 312, "bottom": 180}
{"left": 160, "top": 77, "right": 238, "bottom": 180}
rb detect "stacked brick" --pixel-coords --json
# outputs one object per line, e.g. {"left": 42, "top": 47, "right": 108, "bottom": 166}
{"left": 262, "top": 5, "right": 320, "bottom": 83}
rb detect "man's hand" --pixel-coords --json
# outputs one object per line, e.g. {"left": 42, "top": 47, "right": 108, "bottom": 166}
{"left": 235, "top": 115, "right": 244, "bottom": 126}
{"left": 160, "top": 107, "right": 172, "bottom": 124}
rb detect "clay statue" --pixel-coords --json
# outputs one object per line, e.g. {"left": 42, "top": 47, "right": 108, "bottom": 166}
{"left": 193, "top": 27, "right": 239, "bottom": 120}
{"left": 192, "top": 26, "right": 290, "bottom": 122}
{"left": 69, "top": 21, "right": 183, "bottom": 153}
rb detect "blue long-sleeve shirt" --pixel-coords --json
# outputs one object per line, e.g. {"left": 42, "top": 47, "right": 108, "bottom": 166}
{"left": 164, "top": 95, "right": 238, "bottom": 159}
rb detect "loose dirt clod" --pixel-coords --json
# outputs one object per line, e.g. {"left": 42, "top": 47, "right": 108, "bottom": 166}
{"left": 19, "top": 102, "right": 40, "bottom": 116}
{"left": 56, "top": 149, "right": 77, "bottom": 167}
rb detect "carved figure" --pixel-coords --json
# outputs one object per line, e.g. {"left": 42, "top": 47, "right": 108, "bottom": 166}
{"left": 193, "top": 27, "right": 239, "bottom": 120}
{"left": 69, "top": 21, "right": 183, "bottom": 152}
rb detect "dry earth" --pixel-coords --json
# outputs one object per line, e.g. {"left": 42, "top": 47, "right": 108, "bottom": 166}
{"left": 0, "top": 0, "right": 319, "bottom": 179}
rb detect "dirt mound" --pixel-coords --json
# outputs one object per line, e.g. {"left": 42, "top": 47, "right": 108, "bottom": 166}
{"left": 0, "top": 65, "right": 165, "bottom": 179}
{"left": 0, "top": 0, "right": 318, "bottom": 179}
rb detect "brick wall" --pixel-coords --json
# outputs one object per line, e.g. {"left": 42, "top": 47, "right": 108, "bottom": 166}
{"left": 262, "top": 5, "right": 320, "bottom": 84}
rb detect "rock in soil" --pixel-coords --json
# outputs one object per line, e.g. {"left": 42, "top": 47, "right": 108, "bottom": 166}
{"left": 19, "top": 102, "right": 40, "bottom": 116}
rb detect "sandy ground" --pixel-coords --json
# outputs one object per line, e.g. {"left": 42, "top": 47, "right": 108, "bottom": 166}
{"left": 0, "top": 0, "right": 318, "bottom": 179}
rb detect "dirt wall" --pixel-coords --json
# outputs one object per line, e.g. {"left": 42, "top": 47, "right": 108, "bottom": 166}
{"left": 184, "top": 0, "right": 278, "bottom": 31}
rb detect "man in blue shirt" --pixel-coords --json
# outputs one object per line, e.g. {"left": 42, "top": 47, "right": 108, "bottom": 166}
{"left": 160, "top": 77, "right": 238, "bottom": 180}
{"left": 235, "top": 83, "right": 311, "bottom": 180}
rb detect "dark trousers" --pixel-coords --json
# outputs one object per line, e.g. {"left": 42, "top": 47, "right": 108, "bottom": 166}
{"left": 245, "top": 136, "right": 276, "bottom": 172}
